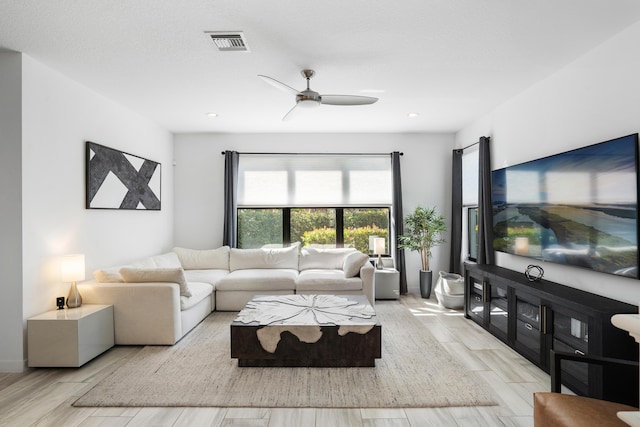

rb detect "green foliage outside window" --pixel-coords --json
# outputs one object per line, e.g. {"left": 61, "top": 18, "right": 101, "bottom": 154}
{"left": 238, "top": 208, "right": 390, "bottom": 253}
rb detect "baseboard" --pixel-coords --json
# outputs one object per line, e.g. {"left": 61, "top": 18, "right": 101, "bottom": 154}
{"left": 0, "top": 358, "right": 28, "bottom": 373}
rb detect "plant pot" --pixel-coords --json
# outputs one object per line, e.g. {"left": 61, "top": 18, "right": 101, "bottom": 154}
{"left": 420, "top": 270, "right": 433, "bottom": 299}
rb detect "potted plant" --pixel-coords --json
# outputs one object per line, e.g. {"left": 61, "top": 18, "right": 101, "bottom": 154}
{"left": 397, "top": 206, "right": 447, "bottom": 298}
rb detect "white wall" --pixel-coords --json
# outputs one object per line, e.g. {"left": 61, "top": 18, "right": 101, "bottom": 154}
{"left": 173, "top": 132, "right": 455, "bottom": 294}
{"left": 0, "top": 51, "right": 24, "bottom": 372}
{"left": 456, "top": 21, "right": 640, "bottom": 305}
{"left": 0, "top": 54, "right": 174, "bottom": 371}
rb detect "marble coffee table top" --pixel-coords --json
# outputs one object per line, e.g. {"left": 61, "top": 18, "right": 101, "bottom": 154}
{"left": 233, "top": 294, "right": 377, "bottom": 326}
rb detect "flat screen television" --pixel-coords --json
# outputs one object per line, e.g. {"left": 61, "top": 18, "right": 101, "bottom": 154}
{"left": 491, "top": 133, "right": 639, "bottom": 279}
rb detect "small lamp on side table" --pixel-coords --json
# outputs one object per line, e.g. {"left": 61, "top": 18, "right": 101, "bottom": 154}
{"left": 374, "top": 238, "right": 385, "bottom": 270}
{"left": 61, "top": 254, "right": 85, "bottom": 309}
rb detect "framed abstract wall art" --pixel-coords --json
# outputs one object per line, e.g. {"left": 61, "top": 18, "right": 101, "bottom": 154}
{"left": 86, "top": 141, "right": 161, "bottom": 210}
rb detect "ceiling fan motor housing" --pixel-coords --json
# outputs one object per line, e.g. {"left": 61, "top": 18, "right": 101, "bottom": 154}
{"left": 296, "top": 90, "right": 321, "bottom": 107}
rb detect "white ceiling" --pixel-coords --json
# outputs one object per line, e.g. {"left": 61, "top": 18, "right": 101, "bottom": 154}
{"left": 2, "top": 0, "right": 640, "bottom": 134}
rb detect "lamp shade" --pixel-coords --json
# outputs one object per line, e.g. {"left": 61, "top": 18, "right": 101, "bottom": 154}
{"left": 61, "top": 254, "right": 85, "bottom": 282}
{"left": 374, "top": 238, "right": 386, "bottom": 255}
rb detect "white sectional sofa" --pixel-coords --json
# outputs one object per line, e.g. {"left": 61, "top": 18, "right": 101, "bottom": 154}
{"left": 78, "top": 245, "right": 373, "bottom": 345}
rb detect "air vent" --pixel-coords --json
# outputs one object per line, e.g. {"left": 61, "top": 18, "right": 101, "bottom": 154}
{"left": 205, "top": 31, "right": 250, "bottom": 52}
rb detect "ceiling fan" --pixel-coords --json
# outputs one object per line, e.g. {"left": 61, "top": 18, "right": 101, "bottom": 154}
{"left": 258, "top": 69, "right": 378, "bottom": 121}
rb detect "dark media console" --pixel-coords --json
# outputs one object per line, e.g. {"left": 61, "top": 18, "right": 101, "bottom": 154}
{"left": 464, "top": 263, "right": 638, "bottom": 407}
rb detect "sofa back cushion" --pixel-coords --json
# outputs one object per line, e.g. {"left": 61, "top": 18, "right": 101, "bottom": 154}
{"left": 172, "top": 246, "right": 230, "bottom": 270}
{"left": 230, "top": 245, "right": 299, "bottom": 271}
{"left": 93, "top": 252, "right": 182, "bottom": 283}
{"left": 120, "top": 267, "right": 192, "bottom": 297}
{"left": 150, "top": 252, "right": 182, "bottom": 268}
{"left": 299, "top": 248, "right": 356, "bottom": 270}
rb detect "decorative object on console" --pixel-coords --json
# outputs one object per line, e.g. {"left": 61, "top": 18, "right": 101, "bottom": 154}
{"left": 398, "top": 206, "right": 447, "bottom": 298}
{"left": 492, "top": 133, "right": 639, "bottom": 278}
{"left": 86, "top": 141, "right": 161, "bottom": 210}
{"left": 56, "top": 297, "right": 65, "bottom": 310}
{"left": 524, "top": 264, "right": 544, "bottom": 282}
{"left": 61, "top": 254, "right": 85, "bottom": 308}
{"left": 374, "top": 237, "right": 385, "bottom": 269}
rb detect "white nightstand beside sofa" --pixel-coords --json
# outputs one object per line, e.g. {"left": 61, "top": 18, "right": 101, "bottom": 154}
{"left": 78, "top": 246, "right": 373, "bottom": 345}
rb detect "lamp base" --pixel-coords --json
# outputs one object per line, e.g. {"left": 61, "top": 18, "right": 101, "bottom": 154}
{"left": 376, "top": 254, "right": 383, "bottom": 269}
{"left": 66, "top": 281, "right": 82, "bottom": 308}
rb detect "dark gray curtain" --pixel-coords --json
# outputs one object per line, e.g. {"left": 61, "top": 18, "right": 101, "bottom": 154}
{"left": 223, "top": 151, "right": 239, "bottom": 248}
{"left": 449, "top": 149, "right": 463, "bottom": 273}
{"left": 391, "top": 152, "right": 408, "bottom": 294}
{"left": 477, "top": 137, "right": 494, "bottom": 265}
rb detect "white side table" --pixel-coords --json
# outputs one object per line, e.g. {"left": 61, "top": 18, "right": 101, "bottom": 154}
{"left": 27, "top": 304, "right": 114, "bottom": 367}
{"left": 374, "top": 268, "right": 400, "bottom": 300}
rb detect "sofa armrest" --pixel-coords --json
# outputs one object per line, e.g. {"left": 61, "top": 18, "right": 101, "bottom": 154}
{"left": 360, "top": 262, "right": 375, "bottom": 305}
{"left": 78, "top": 281, "right": 182, "bottom": 345}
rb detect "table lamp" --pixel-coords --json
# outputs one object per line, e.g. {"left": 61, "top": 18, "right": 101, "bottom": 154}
{"left": 61, "top": 254, "right": 85, "bottom": 308}
{"left": 374, "top": 238, "right": 385, "bottom": 270}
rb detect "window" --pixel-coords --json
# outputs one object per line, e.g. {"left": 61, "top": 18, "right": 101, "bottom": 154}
{"left": 467, "top": 207, "right": 478, "bottom": 261}
{"left": 237, "top": 153, "right": 392, "bottom": 252}
{"left": 238, "top": 207, "right": 390, "bottom": 254}
{"left": 462, "top": 148, "right": 479, "bottom": 261}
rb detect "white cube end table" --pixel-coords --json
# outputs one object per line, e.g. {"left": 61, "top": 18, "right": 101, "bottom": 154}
{"left": 374, "top": 268, "right": 400, "bottom": 300}
{"left": 27, "top": 304, "right": 114, "bottom": 367}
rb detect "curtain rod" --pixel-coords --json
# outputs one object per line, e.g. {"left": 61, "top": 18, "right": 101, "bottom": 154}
{"left": 221, "top": 151, "right": 403, "bottom": 156}
{"left": 457, "top": 136, "right": 490, "bottom": 152}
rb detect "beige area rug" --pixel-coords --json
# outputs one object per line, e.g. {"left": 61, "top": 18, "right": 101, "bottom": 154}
{"left": 74, "top": 302, "right": 496, "bottom": 408}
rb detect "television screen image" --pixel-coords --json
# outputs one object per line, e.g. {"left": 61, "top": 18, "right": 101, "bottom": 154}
{"left": 492, "top": 134, "right": 639, "bottom": 278}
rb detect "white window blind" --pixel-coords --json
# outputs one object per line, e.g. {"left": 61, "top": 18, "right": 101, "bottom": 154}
{"left": 462, "top": 148, "right": 479, "bottom": 206}
{"left": 238, "top": 154, "right": 392, "bottom": 207}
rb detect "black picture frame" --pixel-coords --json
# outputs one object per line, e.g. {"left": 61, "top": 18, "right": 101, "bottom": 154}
{"left": 85, "top": 141, "right": 161, "bottom": 210}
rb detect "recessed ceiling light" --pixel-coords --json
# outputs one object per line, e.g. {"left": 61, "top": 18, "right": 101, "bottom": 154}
{"left": 408, "top": 112, "right": 419, "bottom": 118}
{"left": 206, "top": 112, "right": 219, "bottom": 118}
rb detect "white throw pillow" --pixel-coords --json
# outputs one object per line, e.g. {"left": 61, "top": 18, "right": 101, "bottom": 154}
{"left": 93, "top": 266, "right": 126, "bottom": 283}
{"left": 343, "top": 251, "right": 369, "bottom": 278}
{"left": 299, "top": 247, "right": 356, "bottom": 270}
{"left": 172, "top": 246, "right": 230, "bottom": 270}
{"left": 119, "top": 267, "right": 192, "bottom": 297}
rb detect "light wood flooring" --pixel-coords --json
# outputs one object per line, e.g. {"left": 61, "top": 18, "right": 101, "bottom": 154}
{"left": 0, "top": 294, "right": 553, "bottom": 427}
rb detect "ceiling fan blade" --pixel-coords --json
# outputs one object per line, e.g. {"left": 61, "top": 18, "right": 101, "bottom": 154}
{"left": 258, "top": 75, "right": 300, "bottom": 95}
{"left": 282, "top": 103, "right": 301, "bottom": 121}
{"left": 320, "top": 95, "right": 378, "bottom": 106}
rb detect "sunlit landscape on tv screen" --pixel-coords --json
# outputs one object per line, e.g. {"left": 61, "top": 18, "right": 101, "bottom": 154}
{"left": 492, "top": 134, "right": 639, "bottom": 278}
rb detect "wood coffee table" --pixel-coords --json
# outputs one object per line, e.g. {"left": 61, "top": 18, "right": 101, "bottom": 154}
{"left": 231, "top": 294, "right": 381, "bottom": 367}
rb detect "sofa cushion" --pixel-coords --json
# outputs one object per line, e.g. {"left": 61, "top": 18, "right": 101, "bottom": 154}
{"left": 216, "top": 269, "right": 298, "bottom": 291}
{"left": 172, "top": 246, "right": 230, "bottom": 270}
{"left": 299, "top": 247, "right": 356, "bottom": 270}
{"left": 151, "top": 252, "right": 183, "bottom": 268}
{"left": 120, "top": 267, "right": 192, "bottom": 297}
{"left": 343, "top": 251, "right": 369, "bottom": 278}
{"left": 94, "top": 266, "right": 127, "bottom": 283}
{"left": 295, "top": 269, "right": 363, "bottom": 292}
{"left": 184, "top": 269, "right": 229, "bottom": 287}
{"left": 130, "top": 257, "right": 157, "bottom": 269}
{"left": 180, "top": 282, "right": 213, "bottom": 311}
{"left": 229, "top": 245, "right": 299, "bottom": 271}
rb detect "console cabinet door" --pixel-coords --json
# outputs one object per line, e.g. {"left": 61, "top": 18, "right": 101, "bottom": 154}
{"left": 486, "top": 280, "right": 509, "bottom": 342}
{"left": 550, "top": 306, "right": 591, "bottom": 397}
{"left": 466, "top": 274, "right": 485, "bottom": 326}
{"left": 512, "top": 291, "right": 548, "bottom": 368}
